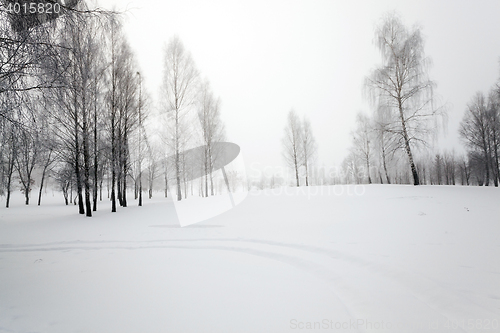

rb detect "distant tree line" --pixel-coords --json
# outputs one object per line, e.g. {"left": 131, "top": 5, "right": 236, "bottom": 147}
{"left": 276, "top": 12, "right": 500, "bottom": 188}
{"left": 459, "top": 87, "right": 500, "bottom": 186}
{"left": 0, "top": 1, "right": 230, "bottom": 215}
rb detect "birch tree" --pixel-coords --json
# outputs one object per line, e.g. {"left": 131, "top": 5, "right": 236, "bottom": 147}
{"left": 161, "top": 36, "right": 199, "bottom": 201}
{"left": 373, "top": 104, "right": 396, "bottom": 184}
{"left": 365, "top": 12, "right": 444, "bottom": 186}
{"left": 15, "top": 120, "right": 38, "bottom": 205}
{"left": 352, "top": 113, "right": 373, "bottom": 184}
{"left": 50, "top": 8, "right": 105, "bottom": 216}
{"left": 0, "top": 91, "right": 19, "bottom": 207}
{"left": 105, "top": 14, "right": 124, "bottom": 212}
{"left": 282, "top": 109, "right": 302, "bottom": 187}
{"left": 197, "top": 80, "right": 225, "bottom": 197}
{"left": 37, "top": 108, "right": 57, "bottom": 206}
{"left": 301, "top": 116, "right": 316, "bottom": 186}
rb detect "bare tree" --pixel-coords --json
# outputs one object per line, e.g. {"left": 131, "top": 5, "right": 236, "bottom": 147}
{"left": 0, "top": 89, "right": 20, "bottom": 207}
{"left": 373, "top": 104, "right": 397, "bottom": 184}
{"left": 365, "top": 12, "right": 445, "bottom": 186}
{"left": 457, "top": 154, "right": 471, "bottom": 185}
{"left": 161, "top": 36, "right": 199, "bottom": 201}
{"left": 49, "top": 7, "right": 107, "bottom": 216}
{"left": 136, "top": 71, "right": 144, "bottom": 206}
{"left": 459, "top": 92, "right": 493, "bottom": 186}
{"left": 1, "top": 121, "right": 17, "bottom": 207}
{"left": 37, "top": 109, "right": 57, "bottom": 206}
{"left": 197, "top": 80, "right": 225, "bottom": 197}
{"left": 105, "top": 13, "right": 125, "bottom": 212}
{"left": 89, "top": 35, "right": 107, "bottom": 212}
{"left": 487, "top": 89, "right": 500, "bottom": 186}
{"left": 55, "top": 162, "right": 73, "bottom": 205}
{"left": 301, "top": 116, "right": 316, "bottom": 186}
{"left": 0, "top": 2, "right": 60, "bottom": 100}
{"left": 433, "top": 153, "right": 443, "bottom": 185}
{"left": 15, "top": 122, "right": 38, "bottom": 205}
{"left": 146, "top": 142, "right": 162, "bottom": 199}
{"left": 443, "top": 150, "right": 456, "bottom": 185}
{"left": 115, "top": 41, "right": 139, "bottom": 208}
{"left": 282, "top": 109, "right": 302, "bottom": 187}
{"left": 341, "top": 151, "right": 363, "bottom": 184}
{"left": 351, "top": 113, "right": 373, "bottom": 184}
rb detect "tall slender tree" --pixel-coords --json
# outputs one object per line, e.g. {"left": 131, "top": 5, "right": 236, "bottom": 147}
{"left": 161, "top": 36, "right": 199, "bottom": 201}
{"left": 365, "top": 12, "right": 444, "bottom": 186}
{"left": 282, "top": 109, "right": 302, "bottom": 187}
{"left": 301, "top": 116, "right": 316, "bottom": 186}
{"left": 197, "top": 80, "right": 225, "bottom": 197}
{"left": 352, "top": 113, "right": 373, "bottom": 184}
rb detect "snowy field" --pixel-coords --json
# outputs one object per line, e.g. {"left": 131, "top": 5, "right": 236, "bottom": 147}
{"left": 0, "top": 185, "right": 499, "bottom": 333}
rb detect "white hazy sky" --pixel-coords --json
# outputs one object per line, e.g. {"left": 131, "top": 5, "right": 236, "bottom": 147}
{"left": 98, "top": 0, "right": 500, "bottom": 172}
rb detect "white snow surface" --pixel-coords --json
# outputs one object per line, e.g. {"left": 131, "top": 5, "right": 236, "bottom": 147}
{"left": 0, "top": 185, "right": 499, "bottom": 333}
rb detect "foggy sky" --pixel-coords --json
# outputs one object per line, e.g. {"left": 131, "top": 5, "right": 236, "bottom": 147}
{"left": 98, "top": 0, "right": 500, "bottom": 174}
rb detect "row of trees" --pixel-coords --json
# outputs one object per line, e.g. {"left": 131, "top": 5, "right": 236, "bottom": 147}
{"left": 0, "top": 2, "right": 144, "bottom": 215}
{"left": 160, "top": 37, "right": 226, "bottom": 202}
{"left": 0, "top": 1, "right": 229, "bottom": 215}
{"left": 280, "top": 13, "right": 445, "bottom": 188}
{"left": 279, "top": 12, "right": 497, "bottom": 188}
{"left": 343, "top": 111, "right": 474, "bottom": 186}
{"left": 341, "top": 13, "right": 499, "bottom": 187}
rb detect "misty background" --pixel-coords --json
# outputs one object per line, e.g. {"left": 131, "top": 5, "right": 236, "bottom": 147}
{"left": 102, "top": 0, "right": 500, "bottom": 170}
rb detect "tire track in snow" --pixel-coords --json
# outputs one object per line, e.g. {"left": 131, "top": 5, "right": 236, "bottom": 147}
{"left": 1, "top": 238, "right": 497, "bottom": 332}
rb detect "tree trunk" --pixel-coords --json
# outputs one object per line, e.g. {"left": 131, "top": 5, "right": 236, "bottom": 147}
{"left": 175, "top": 112, "right": 182, "bottom": 201}
{"left": 83, "top": 131, "right": 92, "bottom": 217}
{"left": 63, "top": 187, "right": 69, "bottom": 205}
{"left": 483, "top": 147, "right": 490, "bottom": 186}
{"left": 138, "top": 174, "right": 142, "bottom": 206}
{"left": 121, "top": 119, "right": 128, "bottom": 207}
{"left": 494, "top": 142, "right": 500, "bottom": 187}
{"left": 24, "top": 181, "right": 29, "bottom": 205}
{"left": 75, "top": 137, "right": 85, "bottom": 214}
{"left": 366, "top": 160, "right": 372, "bottom": 184}
{"left": 183, "top": 168, "right": 187, "bottom": 199}
{"left": 164, "top": 169, "right": 168, "bottom": 198}
{"left": 489, "top": 137, "right": 498, "bottom": 187}
{"left": 111, "top": 120, "right": 117, "bottom": 212}
{"left": 305, "top": 162, "right": 309, "bottom": 186}
{"left": 398, "top": 100, "right": 419, "bottom": 185}
{"left": 117, "top": 175, "right": 123, "bottom": 205}
{"left": 382, "top": 148, "right": 391, "bottom": 184}
{"left": 93, "top": 129, "right": 98, "bottom": 211}
{"left": 176, "top": 154, "right": 182, "bottom": 200}
{"left": 205, "top": 149, "right": 209, "bottom": 196}
{"left": 210, "top": 171, "right": 214, "bottom": 196}
{"left": 5, "top": 152, "right": 14, "bottom": 208}
{"left": 38, "top": 171, "right": 46, "bottom": 206}
{"left": 294, "top": 157, "right": 299, "bottom": 187}
{"left": 100, "top": 177, "right": 103, "bottom": 201}
{"left": 6, "top": 187, "right": 11, "bottom": 208}
{"left": 122, "top": 170, "right": 127, "bottom": 207}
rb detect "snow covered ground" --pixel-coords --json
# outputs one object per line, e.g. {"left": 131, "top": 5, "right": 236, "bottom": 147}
{"left": 0, "top": 185, "right": 499, "bottom": 333}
